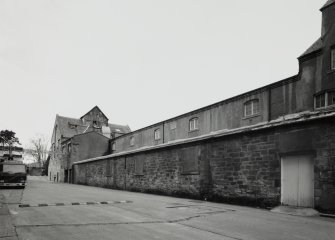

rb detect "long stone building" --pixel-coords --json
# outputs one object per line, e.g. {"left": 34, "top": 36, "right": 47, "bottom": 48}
{"left": 51, "top": 1, "right": 335, "bottom": 213}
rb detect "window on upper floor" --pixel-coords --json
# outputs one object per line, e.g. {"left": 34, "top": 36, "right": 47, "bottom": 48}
{"left": 169, "top": 122, "right": 177, "bottom": 140}
{"left": 328, "top": 91, "right": 335, "bottom": 106}
{"left": 130, "top": 136, "right": 135, "bottom": 146}
{"left": 154, "top": 129, "right": 161, "bottom": 140}
{"left": 189, "top": 117, "right": 199, "bottom": 131}
{"left": 331, "top": 48, "right": 335, "bottom": 70}
{"left": 244, "top": 99, "right": 259, "bottom": 117}
{"left": 111, "top": 142, "right": 116, "bottom": 151}
{"left": 315, "top": 91, "right": 335, "bottom": 109}
{"left": 67, "top": 143, "right": 71, "bottom": 153}
{"left": 315, "top": 93, "right": 326, "bottom": 108}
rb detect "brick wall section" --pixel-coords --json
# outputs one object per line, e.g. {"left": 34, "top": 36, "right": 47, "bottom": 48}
{"left": 74, "top": 118, "right": 335, "bottom": 212}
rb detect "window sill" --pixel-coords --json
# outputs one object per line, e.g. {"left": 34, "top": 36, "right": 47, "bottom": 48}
{"left": 327, "top": 69, "right": 335, "bottom": 75}
{"left": 242, "top": 113, "right": 260, "bottom": 120}
{"left": 315, "top": 105, "right": 335, "bottom": 111}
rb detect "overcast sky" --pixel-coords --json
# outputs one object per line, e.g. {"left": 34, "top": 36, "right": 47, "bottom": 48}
{"left": 0, "top": 0, "right": 327, "bottom": 148}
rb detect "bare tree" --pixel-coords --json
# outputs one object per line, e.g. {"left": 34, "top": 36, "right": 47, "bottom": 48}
{"left": 26, "top": 134, "right": 50, "bottom": 167}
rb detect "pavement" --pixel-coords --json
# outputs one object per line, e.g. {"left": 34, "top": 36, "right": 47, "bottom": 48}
{"left": 0, "top": 176, "right": 335, "bottom": 240}
{"left": 271, "top": 205, "right": 320, "bottom": 217}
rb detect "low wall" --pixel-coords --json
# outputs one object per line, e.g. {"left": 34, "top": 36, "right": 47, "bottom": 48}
{"left": 74, "top": 118, "right": 335, "bottom": 212}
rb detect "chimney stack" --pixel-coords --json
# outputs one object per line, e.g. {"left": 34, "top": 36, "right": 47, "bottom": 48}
{"left": 321, "top": 0, "right": 335, "bottom": 36}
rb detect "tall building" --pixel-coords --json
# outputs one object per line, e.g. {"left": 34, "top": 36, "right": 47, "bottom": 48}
{"left": 48, "top": 106, "right": 130, "bottom": 183}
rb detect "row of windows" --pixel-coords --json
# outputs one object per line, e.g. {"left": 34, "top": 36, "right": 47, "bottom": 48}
{"left": 122, "top": 100, "right": 260, "bottom": 148}
{"left": 111, "top": 91, "right": 335, "bottom": 150}
{"left": 125, "top": 118, "right": 199, "bottom": 147}
{"left": 315, "top": 91, "right": 335, "bottom": 109}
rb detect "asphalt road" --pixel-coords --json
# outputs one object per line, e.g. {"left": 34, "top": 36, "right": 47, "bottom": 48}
{"left": 1, "top": 176, "right": 334, "bottom": 240}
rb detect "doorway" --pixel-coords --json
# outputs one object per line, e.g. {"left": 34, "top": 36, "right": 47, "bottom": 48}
{"left": 281, "top": 155, "right": 314, "bottom": 207}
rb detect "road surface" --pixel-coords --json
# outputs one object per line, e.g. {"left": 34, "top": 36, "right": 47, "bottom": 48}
{"left": 1, "top": 176, "right": 334, "bottom": 240}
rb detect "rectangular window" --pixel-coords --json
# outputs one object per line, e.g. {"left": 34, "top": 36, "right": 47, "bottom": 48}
{"left": 331, "top": 49, "right": 335, "bottom": 70}
{"left": 154, "top": 129, "right": 161, "bottom": 140}
{"left": 189, "top": 118, "right": 199, "bottom": 131}
{"left": 328, "top": 91, "right": 335, "bottom": 106}
{"left": 315, "top": 93, "right": 326, "bottom": 108}
{"left": 244, "top": 99, "right": 259, "bottom": 117}
{"left": 111, "top": 142, "right": 116, "bottom": 151}
{"left": 245, "top": 102, "right": 252, "bottom": 116}
{"left": 130, "top": 136, "right": 135, "bottom": 146}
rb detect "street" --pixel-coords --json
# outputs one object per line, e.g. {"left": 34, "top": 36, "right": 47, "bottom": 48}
{"left": 1, "top": 177, "right": 334, "bottom": 240}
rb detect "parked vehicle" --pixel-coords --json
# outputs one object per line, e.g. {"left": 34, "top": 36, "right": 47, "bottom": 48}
{"left": 0, "top": 161, "right": 27, "bottom": 188}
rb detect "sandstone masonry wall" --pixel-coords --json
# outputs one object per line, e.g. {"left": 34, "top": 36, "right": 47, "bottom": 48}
{"left": 74, "top": 118, "right": 335, "bottom": 212}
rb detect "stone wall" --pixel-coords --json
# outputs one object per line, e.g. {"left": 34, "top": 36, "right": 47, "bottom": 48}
{"left": 74, "top": 118, "right": 335, "bottom": 212}
{"left": 208, "top": 130, "right": 280, "bottom": 207}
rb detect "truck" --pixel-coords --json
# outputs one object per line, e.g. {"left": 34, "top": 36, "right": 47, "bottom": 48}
{"left": 0, "top": 161, "right": 27, "bottom": 188}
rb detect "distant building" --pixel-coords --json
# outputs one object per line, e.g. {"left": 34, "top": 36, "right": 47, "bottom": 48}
{"left": 27, "top": 162, "right": 44, "bottom": 176}
{"left": 71, "top": 1, "right": 335, "bottom": 213}
{"left": 48, "top": 106, "right": 130, "bottom": 183}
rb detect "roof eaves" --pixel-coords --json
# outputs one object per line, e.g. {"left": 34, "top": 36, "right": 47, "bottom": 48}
{"left": 298, "top": 38, "right": 323, "bottom": 60}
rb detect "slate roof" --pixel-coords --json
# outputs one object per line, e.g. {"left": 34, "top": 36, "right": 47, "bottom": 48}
{"left": 55, "top": 115, "right": 130, "bottom": 140}
{"left": 321, "top": 0, "right": 335, "bottom": 10}
{"left": 299, "top": 37, "right": 323, "bottom": 59}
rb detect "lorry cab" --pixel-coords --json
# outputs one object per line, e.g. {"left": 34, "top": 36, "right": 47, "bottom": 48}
{"left": 0, "top": 161, "right": 27, "bottom": 188}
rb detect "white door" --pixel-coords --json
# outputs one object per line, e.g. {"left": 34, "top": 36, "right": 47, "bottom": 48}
{"left": 281, "top": 155, "right": 314, "bottom": 207}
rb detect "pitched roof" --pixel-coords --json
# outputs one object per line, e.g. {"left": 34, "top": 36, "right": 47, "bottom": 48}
{"left": 56, "top": 115, "right": 130, "bottom": 140}
{"left": 299, "top": 37, "right": 323, "bottom": 59}
{"left": 321, "top": 0, "right": 335, "bottom": 10}
{"left": 56, "top": 115, "right": 86, "bottom": 139}
{"left": 80, "top": 106, "right": 109, "bottom": 121}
